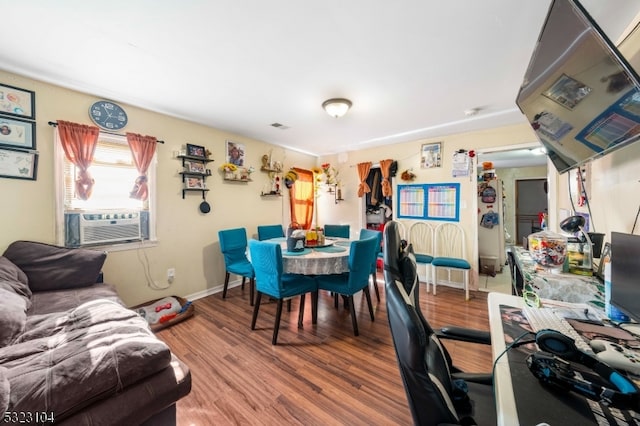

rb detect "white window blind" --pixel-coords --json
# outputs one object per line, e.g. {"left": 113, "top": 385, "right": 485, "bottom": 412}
{"left": 64, "top": 135, "right": 145, "bottom": 211}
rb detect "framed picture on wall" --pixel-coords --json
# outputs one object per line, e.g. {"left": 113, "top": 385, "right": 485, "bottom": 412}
{"left": 226, "top": 140, "right": 245, "bottom": 167}
{"left": 420, "top": 142, "right": 441, "bottom": 168}
{"left": 185, "top": 176, "right": 205, "bottom": 189}
{"left": 0, "top": 116, "right": 36, "bottom": 150}
{"left": 0, "top": 147, "right": 38, "bottom": 180}
{"left": 186, "top": 143, "right": 205, "bottom": 158}
{"left": 184, "top": 160, "right": 205, "bottom": 174}
{"left": 0, "top": 83, "right": 35, "bottom": 120}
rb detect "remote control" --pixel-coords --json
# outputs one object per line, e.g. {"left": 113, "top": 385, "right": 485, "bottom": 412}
{"left": 589, "top": 339, "right": 640, "bottom": 375}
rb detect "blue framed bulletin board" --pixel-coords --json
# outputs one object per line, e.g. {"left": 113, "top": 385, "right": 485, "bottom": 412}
{"left": 397, "top": 183, "right": 460, "bottom": 222}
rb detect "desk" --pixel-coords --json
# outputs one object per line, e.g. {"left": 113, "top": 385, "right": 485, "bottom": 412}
{"left": 511, "top": 246, "right": 604, "bottom": 309}
{"left": 489, "top": 292, "right": 639, "bottom": 425}
{"left": 269, "top": 238, "right": 351, "bottom": 275}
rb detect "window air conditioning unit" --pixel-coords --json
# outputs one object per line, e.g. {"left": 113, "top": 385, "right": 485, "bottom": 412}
{"left": 65, "top": 211, "right": 145, "bottom": 247}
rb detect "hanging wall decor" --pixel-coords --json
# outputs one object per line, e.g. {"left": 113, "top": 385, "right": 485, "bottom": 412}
{"left": 420, "top": 142, "right": 442, "bottom": 168}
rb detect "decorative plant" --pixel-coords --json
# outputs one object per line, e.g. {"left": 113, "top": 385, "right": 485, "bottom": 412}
{"left": 320, "top": 162, "right": 339, "bottom": 185}
{"left": 219, "top": 163, "right": 237, "bottom": 172}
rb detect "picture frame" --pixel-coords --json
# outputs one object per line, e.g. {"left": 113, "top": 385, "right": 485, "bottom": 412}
{"left": 184, "top": 159, "right": 205, "bottom": 174}
{"left": 186, "top": 143, "right": 205, "bottom": 158}
{"left": 226, "top": 140, "right": 246, "bottom": 167}
{"left": 0, "top": 147, "right": 38, "bottom": 180}
{"left": 420, "top": 142, "right": 442, "bottom": 168}
{"left": 0, "top": 116, "right": 36, "bottom": 150}
{"left": 0, "top": 83, "right": 35, "bottom": 120}
{"left": 543, "top": 74, "right": 591, "bottom": 110}
{"left": 185, "top": 176, "right": 205, "bottom": 189}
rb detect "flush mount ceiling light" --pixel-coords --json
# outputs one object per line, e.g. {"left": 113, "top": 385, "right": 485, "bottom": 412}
{"left": 322, "top": 98, "right": 352, "bottom": 118}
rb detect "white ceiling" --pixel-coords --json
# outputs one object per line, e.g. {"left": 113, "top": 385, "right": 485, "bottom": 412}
{"left": 1, "top": 1, "right": 639, "bottom": 157}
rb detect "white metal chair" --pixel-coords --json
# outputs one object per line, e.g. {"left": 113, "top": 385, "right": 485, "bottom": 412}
{"left": 407, "top": 221, "right": 434, "bottom": 289}
{"left": 431, "top": 222, "right": 471, "bottom": 300}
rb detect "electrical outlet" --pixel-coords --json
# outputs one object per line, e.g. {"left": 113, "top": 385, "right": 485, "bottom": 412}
{"left": 167, "top": 268, "right": 175, "bottom": 282}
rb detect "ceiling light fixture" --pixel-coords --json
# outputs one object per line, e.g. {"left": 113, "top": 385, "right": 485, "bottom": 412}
{"left": 322, "top": 98, "right": 352, "bottom": 118}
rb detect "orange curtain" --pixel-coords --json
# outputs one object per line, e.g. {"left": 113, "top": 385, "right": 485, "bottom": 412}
{"left": 126, "top": 133, "right": 157, "bottom": 201}
{"left": 357, "top": 162, "right": 372, "bottom": 197}
{"left": 380, "top": 159, "right": 393, "bottom": 197}
{"left": 289, "top": 168, "right": 314, "bottom": 230}
{"left": 57, "top": 120, "right": 100, "bottom": 200}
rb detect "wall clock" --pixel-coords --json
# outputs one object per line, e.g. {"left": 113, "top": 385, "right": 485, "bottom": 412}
{"left": 89, "top": 100, "right": 128, "bottom": 130}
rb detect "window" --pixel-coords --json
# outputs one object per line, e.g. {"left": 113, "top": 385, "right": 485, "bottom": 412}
{"left": 55, "top": 131, "right": 157, "bottom": 247}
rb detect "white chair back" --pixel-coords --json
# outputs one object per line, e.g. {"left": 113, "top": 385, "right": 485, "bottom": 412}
{"left": 408, "top": 221, "right": 434, "bottom": 257}
{"left": 434, "top": 222, "right": 466, "bottom": 259}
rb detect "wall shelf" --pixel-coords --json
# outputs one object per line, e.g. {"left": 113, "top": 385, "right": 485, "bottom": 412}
{"left": 178, "top": 155, "right": 213, "bottom": 200}
{"left": 182, "top": 188, "right": 209, "bottom": 199}
{"left": 223, "top": 177, "right": 252, "bottom": 182}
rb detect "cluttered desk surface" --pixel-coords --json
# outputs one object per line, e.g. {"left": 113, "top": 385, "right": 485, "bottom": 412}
{"left": 489, "top": 292, "right": 640, "bottom": 426}
{"left": 511, "top": 245, "right": 604, "bottom": 309}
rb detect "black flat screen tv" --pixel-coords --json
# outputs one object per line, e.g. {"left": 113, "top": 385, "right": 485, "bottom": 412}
{"left": 610, "top": 232, "right": 640, "bottom": 323}
{"left": 516, "top": 0, "right": 640, "bottom": 174}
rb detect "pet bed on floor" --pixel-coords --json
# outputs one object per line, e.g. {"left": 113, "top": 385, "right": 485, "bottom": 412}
{"left": 132, "top": 296, "right": 194, "bottom": 332}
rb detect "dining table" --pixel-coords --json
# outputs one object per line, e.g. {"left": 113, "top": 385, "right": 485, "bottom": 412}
{"left": 267, "top": 237, "right": 351, "bottom": 275}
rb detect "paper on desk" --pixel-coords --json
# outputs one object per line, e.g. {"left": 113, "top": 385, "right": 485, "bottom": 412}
{"left": 540, "top": 298, "right": 607, "bottom": 322}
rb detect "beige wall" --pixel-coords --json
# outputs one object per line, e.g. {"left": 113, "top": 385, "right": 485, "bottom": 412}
{"left": 0, "top": 70, "right": 316, "bottom": 306}
{"left": 318, "top": 124, "right": 542, "bottom": 290}
{"left": 4, "top": 67, "right": 640, "bottom": 302}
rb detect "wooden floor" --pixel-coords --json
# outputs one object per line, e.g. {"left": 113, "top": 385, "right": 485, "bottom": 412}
{"left": 156, "top": 276, "right": 494, "bottom": 426}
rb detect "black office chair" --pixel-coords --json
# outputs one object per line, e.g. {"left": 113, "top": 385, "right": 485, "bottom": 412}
{"left": 383, "top": 221, "right": 497, "bottom": 426}
{"left": 506, "top": 249, "right": 523, "bottom": 296}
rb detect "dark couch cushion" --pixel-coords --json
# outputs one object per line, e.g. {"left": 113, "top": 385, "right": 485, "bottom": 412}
{"left": 0, "top": 366, "right": 8, "bottom": 415}
{"left": 0, "top": 288, "right": 28, "bottom": 347}
{"left": 3, "top": 241, "right": 106, "bottom": 292}
{"left": 0, "top": 256, "right": 31, "bottom": 301}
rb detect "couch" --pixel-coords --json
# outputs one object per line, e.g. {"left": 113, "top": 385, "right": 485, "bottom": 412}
{"left": 0, "top": 241, "right": 191, "bottom": 425}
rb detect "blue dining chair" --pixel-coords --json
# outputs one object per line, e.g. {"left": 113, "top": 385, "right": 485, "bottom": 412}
{"left": 218, "top": 228, "right": 256, "bottom": 305}
{"left": 324, "top": 224, "right": 350, "bottom": 239}
{"left": 359, "top": 228, "right": 383, "bottom": 302}
{"left": 248, "top": 239, "right": 318, "bottom": 345}
{"left": 316, "top": 236, "right": 379, "bottom": 336}
{"left": 257, "top": 224, "right": 285, "bottom": 241}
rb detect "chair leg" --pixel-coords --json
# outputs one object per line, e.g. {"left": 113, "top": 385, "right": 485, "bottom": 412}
{"left": 251, "top": 292, "right": 263, "bottom": 330}
{"left": 272, "top": 299, "right": 284, "bottom": 345}
{"left": 298, "top": 294, "right": 306, "bottom": 328}
{"left": 241, "top": 276, "right": 246, "bottom": 290}
{"left": 432, "top": 265, "right": 437, "bottom": 295}
{"left": 364, "top": 287, "right": 375, "bottom": 321}
{"left": 347, "top": 296, "right": 359, "bottom": 336}
{"left": 311, "top": 291, "right": 318, "bottom": 325}
{"left": 223, "top": 272, "right": 231, "bottom": 299}
{"left": 249, "top": 277, "right": 255, "bottom": 306}
{"left": 334, "top": 292, "right": 339, "bottom": 309}
{"left": 464, "top": 270, "right": 469, "bottom": 301}
{"left": 287, "top": 299, "right": 292, "bottom": 312}
{"left": 371, "top": 272, "right": 380, "bottom": 302}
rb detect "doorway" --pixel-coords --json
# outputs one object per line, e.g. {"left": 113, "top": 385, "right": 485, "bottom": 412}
{"left": 515, "top": 178, "right": 548, "bottom": 243}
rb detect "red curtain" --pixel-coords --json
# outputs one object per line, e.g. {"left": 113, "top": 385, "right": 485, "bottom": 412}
{"left": 357, "top": 162, "right": 372, "bottom": 197}
{"left": 289, "top": 168, "right": 314, "bottom": 230}
{"left": 126, "top": 133, "right": 157, "bottom": 201}
{"left": 380, "top": 159, "right": 393, "bottom": 197}
{"left": 57, "top": 120, "right": 99, "bottom": 200}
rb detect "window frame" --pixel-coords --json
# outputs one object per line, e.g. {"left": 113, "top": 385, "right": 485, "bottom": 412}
{"left": 54, "top": 130, "right": 157, "bottom": 248}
